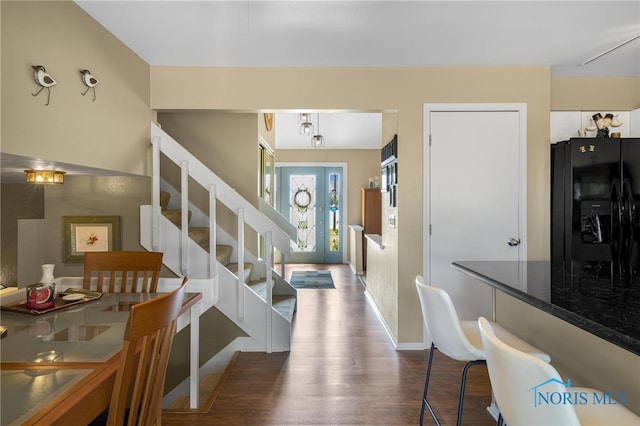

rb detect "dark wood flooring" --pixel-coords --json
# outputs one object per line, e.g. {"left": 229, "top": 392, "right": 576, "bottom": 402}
{"left": 163, "top": 264, "right": 495, "bottom": 425}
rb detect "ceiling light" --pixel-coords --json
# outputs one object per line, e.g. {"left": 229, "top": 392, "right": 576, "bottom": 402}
{"left": 300, "top": 121, "right": 314, "bottom": 135}
{"left": 311, "top": 134, "right": 325, "bottom": 148}
{"left": 25, "top": 169, "right": 65, "bottom": 184}
{"left": 311, "top": 113, "right": 325, "bottom": 148}
{"left": 298, "top": 113, "right": 311, "bottom": 123}
{"left": 299, "top": 112, "right": 314, "bottom": 135}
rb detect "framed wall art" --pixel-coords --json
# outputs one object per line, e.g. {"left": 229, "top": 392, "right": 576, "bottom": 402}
{"left": 63, "top": 216, "right": 121, "bottom": 262}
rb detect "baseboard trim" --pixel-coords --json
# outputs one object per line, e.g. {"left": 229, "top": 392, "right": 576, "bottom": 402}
{"left": 363, "top": 289, "right": 425, "bottom": 351}
{"left": 363, "top": 289, "right": 399, "bottom": 348}
{"left": 396, "top": 341, "right": 426, "bottom": 350}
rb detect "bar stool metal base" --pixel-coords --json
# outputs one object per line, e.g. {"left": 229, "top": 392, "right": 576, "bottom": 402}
{"left": 419, "top": 343, "right": 487, "bottom": 426}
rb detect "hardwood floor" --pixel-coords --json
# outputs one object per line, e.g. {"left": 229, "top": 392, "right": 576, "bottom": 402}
{"left": 163, "top": 264, "right": 495, "bottom": 425}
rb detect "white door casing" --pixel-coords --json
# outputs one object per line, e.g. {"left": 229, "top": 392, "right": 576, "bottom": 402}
{"left": 423, "top": 104, "right": 527, "bottom": 322}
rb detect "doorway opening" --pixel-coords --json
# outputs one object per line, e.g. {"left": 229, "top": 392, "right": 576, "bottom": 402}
{"left": 276, "top": 165, "right": 345, "bottom": 264}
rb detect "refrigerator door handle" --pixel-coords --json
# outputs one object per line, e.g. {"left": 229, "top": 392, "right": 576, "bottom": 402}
{"left": 623, "top": 179, "right": 635, "bottom": 218}
{"left": 623, "top": 179, "right": 635, "bottom": 264}
{"left": 611, "top": 178, "right": 623, "bottom": 260}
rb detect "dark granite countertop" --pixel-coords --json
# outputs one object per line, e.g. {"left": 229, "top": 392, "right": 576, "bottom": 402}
{"left": 451, "top": 261, "right": 640, "bottom": 356}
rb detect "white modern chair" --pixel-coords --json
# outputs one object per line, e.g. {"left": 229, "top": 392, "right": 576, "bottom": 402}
{"left": 415, "top": 276, "right": 551, "bottom": 426}
{"left": 478, "top": 317, "right": 640, "bottom": 426}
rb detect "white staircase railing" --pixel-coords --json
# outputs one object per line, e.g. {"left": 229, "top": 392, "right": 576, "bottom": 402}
{"left": 150, "top": 122, "right": 292, "bottom": 334}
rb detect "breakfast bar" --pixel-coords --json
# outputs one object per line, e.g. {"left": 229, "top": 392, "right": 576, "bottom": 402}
{"left": 451, "top": 261, "right": 640, "bottom": 356}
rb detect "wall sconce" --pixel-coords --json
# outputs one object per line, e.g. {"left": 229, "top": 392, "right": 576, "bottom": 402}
{"left": 24, "top": 169, "right": 65, "bottom": 184}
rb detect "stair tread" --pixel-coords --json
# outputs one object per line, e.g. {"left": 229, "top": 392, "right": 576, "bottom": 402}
{"left": 216, "top": 245, "right": 233, "bottom": 264}
{"left": 247, "top": 277, "right": 275, "bottom": 291}
{"left": 273, "top": 295, "right": 297, "bottom": 321}
{"left": 162, "top": 209, "right": 192, "bottom": 227}
{"left": 189, "top": 227, "right": 209, "bottom": 249}
{"left": 227, "top": 262, "right": 254, "bottom": 282}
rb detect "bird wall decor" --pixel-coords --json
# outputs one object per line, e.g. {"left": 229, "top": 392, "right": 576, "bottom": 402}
{"left": 31, "top": 65, "right": 56, "bottom": 106}
{"left": 80, "top": 69, "right": 99, "bottom": 101}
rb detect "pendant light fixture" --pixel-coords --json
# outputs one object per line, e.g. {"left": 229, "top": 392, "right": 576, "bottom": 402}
{"left": 299, "top": 112, "right": 314, "bottom": 135}
{"left": 311, "top": 113, "right": 325, "bottom": 148}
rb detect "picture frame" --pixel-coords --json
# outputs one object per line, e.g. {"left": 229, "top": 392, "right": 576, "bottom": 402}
{"left": 63, "top": 216, "right": 121, "bottom": 262}
{"left": 380, "top": 166, "right": 389, "bottom": 193}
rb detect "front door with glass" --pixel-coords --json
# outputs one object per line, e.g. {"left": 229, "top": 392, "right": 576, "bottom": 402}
{"left": 276, "top": 166, "right": 342, "bottom": 263}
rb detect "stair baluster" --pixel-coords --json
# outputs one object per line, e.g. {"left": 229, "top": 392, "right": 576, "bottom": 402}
{"left": 181, "top": 160, "right": 190, "bottom": 275}
{"left": 237, "top": 208, "right": 245, "bottom": 323}
{"left": 209, "top": 184, "right": 218, "bottom": 302}
{"left": 152, "top": 135, "right": 162, "bottom": 252}
{"left": 265, "top": 231, "right": 273, "bottom": 353}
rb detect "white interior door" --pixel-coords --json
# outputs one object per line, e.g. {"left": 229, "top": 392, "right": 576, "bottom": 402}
{"left": 425, "top": 104, "right": 526, "bottom": 321}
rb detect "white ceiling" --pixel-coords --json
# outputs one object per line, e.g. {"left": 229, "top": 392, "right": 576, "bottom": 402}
{"left": 72, "top": 0, "right": 639, "bottom": 151}
{"left": 275, "top": 112, "right": 382, "bottom": 149}
{"left": 75, "top": 0, "right": 640, "bottom": 77}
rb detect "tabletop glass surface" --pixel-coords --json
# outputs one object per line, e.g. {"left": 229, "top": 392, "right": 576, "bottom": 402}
{"left": 1, "top": 369, "right": 92, "bottom": 425}
{"left": 0, "top": 292, "right": 163, "bottom": 363}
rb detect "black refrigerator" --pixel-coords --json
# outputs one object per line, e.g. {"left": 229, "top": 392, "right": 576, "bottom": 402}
{"left": 552, "top": 137, "right": 640, "bottom": 286}
{"left": 551, "top": 137, "right": 640, "bottom": 342}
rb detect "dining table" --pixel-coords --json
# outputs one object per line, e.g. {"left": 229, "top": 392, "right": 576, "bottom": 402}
{"left": 0, "top": 287, "right": 202, "bottom": 426}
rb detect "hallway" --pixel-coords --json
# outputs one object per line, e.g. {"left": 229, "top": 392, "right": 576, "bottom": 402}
{"left": 163, "top": 264, "right": 495, "bottom": 425}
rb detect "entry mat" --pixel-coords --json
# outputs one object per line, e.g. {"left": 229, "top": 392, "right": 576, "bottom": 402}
{"left": 289, "top": 270, "right": 335, "bottom": 289}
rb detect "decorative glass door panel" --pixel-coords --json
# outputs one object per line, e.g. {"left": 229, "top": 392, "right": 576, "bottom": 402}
{"left": 290, "top": 173, "right": 317, "bottom": 253}
{"left": 277, "top": 167, "right": 342, "bottom": 263}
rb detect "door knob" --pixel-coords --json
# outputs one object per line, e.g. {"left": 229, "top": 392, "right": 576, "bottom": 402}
{"left": 507, "top": 238, "right": 521, "bottom": 247}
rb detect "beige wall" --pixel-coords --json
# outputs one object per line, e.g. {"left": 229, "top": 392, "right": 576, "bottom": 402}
{"left": 1, "top": 1, "right": 154, "bottom": 175}
{"left": 151, "top": 66, "right": 552, "bottom": 344}
{"left": 42, "top": 175, "right": 154, "bottom": 278}
{"left": 551, "top": 77, "right": 640, "bottom": 110}
{"left": 157, "top": 111, "right": 259, "bottom": 206}
{"left": 259, "top": 112, "right": 276, "bottom": 149}
{"left": 156, "top": 111, "right": 260, "bottom": 251}
{"left": 1, "top": 185, "right": 44, "bottom": 286}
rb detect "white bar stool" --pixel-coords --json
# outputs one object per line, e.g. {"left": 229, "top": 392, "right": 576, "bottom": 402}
{"left": 478, "top": 317, "right": 640, "bottom": 426}
{"left": 415, "top": 276, "right": 550, "bottom": 426}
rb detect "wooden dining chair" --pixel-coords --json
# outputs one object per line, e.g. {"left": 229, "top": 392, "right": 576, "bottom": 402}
{"left": 106, "top": 277, "right": 188, "bottom": 426}
{"left": 83, "top": 251, "right": 163, "bottom": 293}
